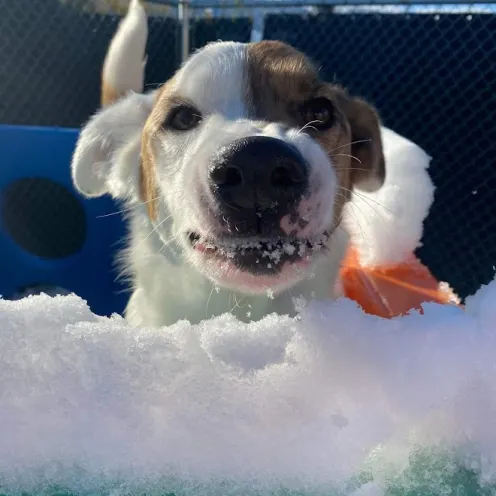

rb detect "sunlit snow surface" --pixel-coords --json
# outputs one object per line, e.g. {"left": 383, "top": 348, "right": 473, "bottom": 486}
{"left": 1, "top": 278, "right": 496, "bottom": 495}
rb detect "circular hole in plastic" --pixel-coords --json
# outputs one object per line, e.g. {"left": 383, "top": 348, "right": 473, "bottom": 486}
{"left": 1, "top": 177, "right": 87, "bottom": 259}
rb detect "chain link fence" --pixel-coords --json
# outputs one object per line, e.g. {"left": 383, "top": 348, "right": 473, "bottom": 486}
{"left": 0, "top": 0, "right": 495, "bottom": 300}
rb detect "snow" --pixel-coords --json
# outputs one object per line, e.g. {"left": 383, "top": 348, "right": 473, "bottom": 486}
{"left": 344, "top": 127, "right": 435, "bottom": 267}
{"left": 1, "top": 278, "right": 496, "bottom": 494}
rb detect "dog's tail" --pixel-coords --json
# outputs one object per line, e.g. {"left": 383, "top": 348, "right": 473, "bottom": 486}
{"left": 101, "top": 0, "right": 148, "bottom": 107}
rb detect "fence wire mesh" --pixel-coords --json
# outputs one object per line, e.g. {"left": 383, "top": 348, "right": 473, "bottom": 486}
{"left": 0, "top": 0, "right": 495, "bottom": 300}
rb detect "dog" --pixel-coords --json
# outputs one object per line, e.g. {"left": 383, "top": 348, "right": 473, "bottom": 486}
{"left": 71, "top": 0, "right": 385, "bottom": 327}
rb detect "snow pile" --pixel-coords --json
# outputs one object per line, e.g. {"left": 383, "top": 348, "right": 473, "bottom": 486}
{"left": 1, "top": 279, "right": 496, "bottom": 494}
{"left": 344, "top": 127, "right": 435, "bottom": 267}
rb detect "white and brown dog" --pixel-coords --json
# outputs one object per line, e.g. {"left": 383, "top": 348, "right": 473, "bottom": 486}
{"left": 71, "top": 0, "right": 388, "bottom": 327}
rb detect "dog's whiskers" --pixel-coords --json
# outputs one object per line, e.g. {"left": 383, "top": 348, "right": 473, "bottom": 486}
{"left": 331, "top": 153, "right": 362, "bottom": 164}
{"left": 335, "top": 193, "right": 368, "bottom": 244}
{"left": 157, "top": 225, "right": 185, "bottom": 251}
{"left": 339, "top": 187, "right": 388, "bottom": 220}
{"left": 334, "top": 166, "right": 377, "bottom": 173}
{"left": 338, "top": 187, "right": 393, "bottom": 240}
{"left": 145, "top": 81, "right": 166, "bottom": 89}
{"left": 205, "top": 283, "right": 217, "bottom": 319}
{"left": 96, "top": 196, "right": 161, "bottom": 218}
{"left": 158, "top": 233, "right": 182, "bottom": 253}
{"left": 340, "top": 186, "right": 394, "bottom": 216}
{"left": 229, "top": 294, "right": 247, "bottom": 313}
{"left": 329, "top": 139, "right": 372, "bottom": 153}
{"left": 295, "top": 119, "right": 322, "bottom": 137}
{"left": 131, "top": 212, "right": 173, "bottom": 256}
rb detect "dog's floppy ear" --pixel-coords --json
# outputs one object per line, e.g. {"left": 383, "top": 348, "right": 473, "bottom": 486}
{"left": 71, "top": 91, "right": 154, "bottom": 200}
{"left": 334, "top": 87, "right": 386, "bottom": 192}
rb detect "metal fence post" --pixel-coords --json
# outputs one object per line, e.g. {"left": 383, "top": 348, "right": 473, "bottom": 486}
{"left": 178, "top": 0, "right": 190, "bottom": 62}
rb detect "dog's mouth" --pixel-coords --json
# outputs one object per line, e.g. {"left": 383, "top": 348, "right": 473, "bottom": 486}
{"left": 188, "top": 231, "right": 330, "bottom": 276}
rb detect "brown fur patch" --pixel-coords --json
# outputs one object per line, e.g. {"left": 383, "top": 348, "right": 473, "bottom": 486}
{"left": 139, "top": 81, "right": 178, "bottom": 220}
{"left": 140, "top": 142, "right": 157, "bottom": 221}
{"left": 246, "top": 41, "right": 385, "bottom": 224}
{"left": 101, "top": 80, "right": 123, "bottom": 107}
{"left": 333, "top": 92, "right": 385, "bottom": 192}
{"left": 247, "top": 41, "right": 320, "bottom": 125}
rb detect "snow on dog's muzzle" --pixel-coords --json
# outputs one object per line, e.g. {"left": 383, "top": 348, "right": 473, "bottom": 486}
{"left": 189, "top": 232, "right": 330, "bottom": 276}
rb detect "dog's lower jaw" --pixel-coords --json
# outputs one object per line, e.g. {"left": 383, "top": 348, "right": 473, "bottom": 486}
{"left": 123, "top": 216, "right": 350, "bottom": 328}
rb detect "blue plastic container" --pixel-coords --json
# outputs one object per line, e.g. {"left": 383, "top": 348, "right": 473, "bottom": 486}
{"left": 0, "top": 124, "right": 128, "bottom": 317}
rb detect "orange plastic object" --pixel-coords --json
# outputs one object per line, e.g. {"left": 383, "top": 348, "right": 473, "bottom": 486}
{"left": 340, "top": 247, "right": 460, "bottom": 318}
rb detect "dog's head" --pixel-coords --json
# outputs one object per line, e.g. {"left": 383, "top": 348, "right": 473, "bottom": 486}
{"left": 72, "top": 40, "right": 385, "bottom": 295}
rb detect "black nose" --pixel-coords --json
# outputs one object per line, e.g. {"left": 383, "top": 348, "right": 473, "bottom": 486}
{"left": 209, "top": 136, "right": 309, "bottom": 213}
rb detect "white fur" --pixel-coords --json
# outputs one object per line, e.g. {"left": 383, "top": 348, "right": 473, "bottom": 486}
{"left": 102, "top": 0, "right": 148, "bottom": 96}
{"left": 71, "top": 91, "right": 155, "bottom": 198}
{"left": 174, "top": 41, "right": 248, "bottom": 119}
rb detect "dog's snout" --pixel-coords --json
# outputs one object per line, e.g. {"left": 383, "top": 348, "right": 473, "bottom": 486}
{"left": 209, "top": 136, "right": 309, "bottom": 213}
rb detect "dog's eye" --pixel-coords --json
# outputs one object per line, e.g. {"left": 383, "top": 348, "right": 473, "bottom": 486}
{"left": 301, "top": 97, "right": 335, "bottom": 130}
{"left": 166, "top": 105, "right": 202, "bottom": 131}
